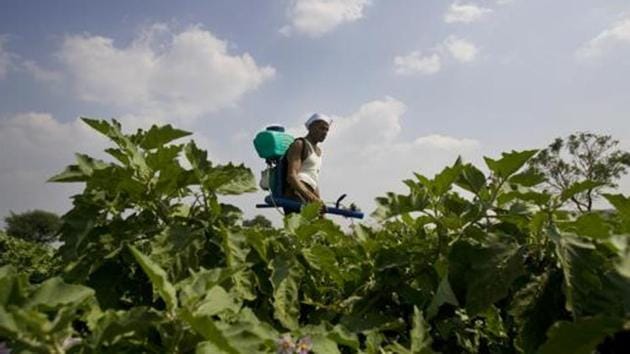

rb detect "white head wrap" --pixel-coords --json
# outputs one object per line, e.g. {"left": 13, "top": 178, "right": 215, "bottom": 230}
{"left": 305, "top": 113, "right": 332, "bottom": 129}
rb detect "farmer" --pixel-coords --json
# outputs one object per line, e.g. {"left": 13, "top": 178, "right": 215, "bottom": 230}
{"left": 284, "top": 113, "right": 332, "bottom": 205}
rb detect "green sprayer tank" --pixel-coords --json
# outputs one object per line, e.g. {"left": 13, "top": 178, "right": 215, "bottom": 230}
{"left": 253, "top": 126, "right": 294, "bottom": 160}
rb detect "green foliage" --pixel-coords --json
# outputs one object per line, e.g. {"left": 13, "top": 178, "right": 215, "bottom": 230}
{"left": 242, "top": 214, "right": 273, "bottom": 228}
{"left": 4, "top": 209, "right": 61, "bottom": 243}
{"left": 2, "top": 119, "right": 630, "bottom": 353}
{"left": 0, "top": 231, "right": 59, "bottom": 282}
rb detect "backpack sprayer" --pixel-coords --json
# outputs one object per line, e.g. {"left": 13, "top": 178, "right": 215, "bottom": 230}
{"left": 253, "top": 125, "right": 364, "bottom": 219}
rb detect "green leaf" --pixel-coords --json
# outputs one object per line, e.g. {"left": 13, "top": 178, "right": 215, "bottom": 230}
{"left": 551, "top": 230, "right": 630, "bottom": 317}
{"left": 47, "top": 164, "right": 87, "bottom": 182}
{"left": 311, "top": 334, "right": 341, "bottom": 354}
{"left": 221, "top": 229, "right": 256, "bottom": 301}
{"left": 328, "top": 324, "right": 359, "bottom": 349}
{"left": 205, "top": 163, "right": 257, "bottom": 195}
{"left": 81, "top": 117, "right": 112, "bottom": 137}
{"left": 560, "top": 180, "right": 604, "bottom": 202}
{"left": 128, "top": 245, "right": 178, "bottom": 312}
{"left": 509, "top": 272, "right": 566, "bottom": 354}
{"left": 432, "top": 160, "right": 463, "bottom": 196}
{"left": 0, "top": 265, "right": 18, "bottom": 306}
{"left": 185, "top": 141, "right": 256, "bottom": 195}
{"left": 410, "top": 307, "right": 433, "bottom": 354}
{"left": 498, "top": 191, "right": 551, "bottom": 206}
{"left": 48, "top": 154, "right": 110, "bottom": 183}
{"left": 25, "top": 277, "right": 94, "bottom": 310}
{"left": 196, "top": 286, "right": 241, "bottom": 317}
{"left": 538, "top": 317, "right": 623, "bottom": 354}
{"left": 449, "top": 240, "right": 526, "bottom": 315}
{"left": 456, "top": 164, "right": 486, "bottom": 194}
{"left": 177, "top": 268, "right": 238, "bottom": 308}
{"left": 181, "top": 310, "right": 240, "bottom": 354}
{"left": 372, "top": 189, "right": 430, "bottom": 220}
{"left": 302, "top": 245, "right": 344, "bottom": 286}
{"left": 427, "top": 274, "right": 459, "bottom": 319}
{"left": 139, "top": 124, "right": 191, "bottom": 150}
{"left": 0, "top": 306, "right": 19, "bottom": 335}
{"left": 87, "top": 307, "right": 162, "bottom": 348}
{"left": 603, "top": 193, "right": 630, "bottom": 221}
{"left": 571, "top": 213, "right": 611, "bottom": 239}
{"left": 509, "top": 169, "right": 547, "bottom": 187}
{"left": 183, "top": 307, "right": 277, "bottom": 354}
{"left": 484, "top": 150, "right": 538, "bottom": 179}
{"left": 269, "top": 255, "right": 302, "bottom": 330}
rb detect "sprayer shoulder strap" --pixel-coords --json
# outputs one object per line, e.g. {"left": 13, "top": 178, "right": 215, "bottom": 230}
{"left": 295, "top": 137, "right": 310, "bottom": 161}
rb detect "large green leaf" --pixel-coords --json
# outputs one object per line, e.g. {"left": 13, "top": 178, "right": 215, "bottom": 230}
{"left": 456, "top": 164, "right": 487, "bottom": 194}
{"left": 448, "top": 240, "right": 525, "bottom": 315}
{"left": 25, "top": 277, "right": 94, "bottom": 310}
{"left": 509, "top": 272, "right": 566, "bottom": 354}
{"left": 181, "top": 310, "right": 240, "bottom": 354}
{"left": 509, "top": 169, "right": 547, "bottom": 187}
{"left": 221, "top": 229, "right": 256, "bottom": 301}
{"left": 538, "top": 317, "right": 623, "bottom": 354}
{"left": 551, "top": 231, "right": 630, "bottom": 317}
{"left": 432, "top": 160, "right": 463, "bottom": 196}
{"left": 184, "top": 141, "right": 256, "bottom": 195}
{"left": 604, "top": 193, "right": 630, "bottom": 232}
{"left": 410, "top": 307, "right": 434, "bottom": 354}
{"left": 603, "top": 193, "right": 630, "bottom": 218}
{"left": 204, "top": 163, "right": 257, "bottom": 195}
{"left": 196, "top": 286, "right": 241, "bottom": 317}
{"left": 177, "top": 268, "right": 238, "bottom": 308}
{"left": 559, "top": 180, "right": 604, "bottom": 203}
{"left": 484, "top": 150, "right": 538, "bottom": 179}
{"left": 302, "top": 244, "right": 344, "bottom": 286}
{"left": 48, "top": 154, "right": 110, "bottom": 183}
{"left": 570, "top": 212, "right": 611, "bottom": 239}
{"left": 426, "top": 274, "right": 459, "bottom": 319}
{"left": 269, "top": 255, "right": 303, "bottom": 330}
{"left": 81, "top": 117, "right": 113, "bottom": 136}
{"left": 81, "top": 118, "right": 150, "bottom": 178}
{"left": 128, "top": 245, "right": 178, "bottom": 312}
{"left": 86, "top": 307, "right": 162, "bottom": 348}
{"left": 0, "top": 265, "right": 20, "bottom": 306}
{"left": 138, "top": 124, "right": 191, "bottom": 150}
{"left": 372, "top": 188, "right": 430, "bottom": 220}
{"left": 183, "top": 307, "right": 277, "bottom": 354}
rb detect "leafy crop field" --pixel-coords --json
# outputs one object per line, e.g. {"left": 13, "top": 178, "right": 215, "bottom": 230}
{"left": 1, "top": 119, "right": 629, "bottom": 353}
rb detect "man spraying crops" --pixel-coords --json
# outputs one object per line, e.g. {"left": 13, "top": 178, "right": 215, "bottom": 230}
{"left": 284, "top": 113, "right": 332, "bottom": 204}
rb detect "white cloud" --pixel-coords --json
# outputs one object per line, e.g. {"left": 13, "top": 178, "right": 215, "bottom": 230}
{"left": 0, "top": 37, "right": 14, "bottom": 79}
{"left": 287, "top": 98, "right": 482, "bottom": 218}
{"left": 577, "top": 16, "right": 630, "bottom": 60}
{"left": 394, "top": 36, "right": 478, "bottom": 75}
{"left": 0, "top": 113, "right": 219, "bottom": 221}
{"left": 57, "top": 24, "right": 275, "bottom": 122}
{"left": 21, "top": 60, "right": 63, "bottom": 82}
{"left": 413, "top": 134, "right": 480, "bottom": 150}
{"left": 281, "top": 0, "right": 370, "bottom": 38}
{"left": 444, "top": 2, "right": 493, "bottom": 24}
{"left": 394, "top": 52, "right": 441, "bottom": 76}
{"left": 0, "top": 113, "right": 108, "bottom": 218}
{"left": 444, "top": 36, "right": 479, "bottom": 62}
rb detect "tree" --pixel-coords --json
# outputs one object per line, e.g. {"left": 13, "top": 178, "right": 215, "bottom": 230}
{"left": 4, "top": 210, "right": 61, "bottom": 243}
{"left": 242, "top": 214, "right": 273, "bottom": 228}
{"left": 529, "top": 132, "right": 630, "bottom": 212}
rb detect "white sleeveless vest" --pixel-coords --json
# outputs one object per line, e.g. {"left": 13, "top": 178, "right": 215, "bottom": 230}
{"left": 297, "top": 139, "right": 322, "bottom": 189}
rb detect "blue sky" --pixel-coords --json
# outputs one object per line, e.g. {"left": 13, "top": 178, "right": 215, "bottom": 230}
{"left": 1, "top": 0, "right": 629, "bottom": 223}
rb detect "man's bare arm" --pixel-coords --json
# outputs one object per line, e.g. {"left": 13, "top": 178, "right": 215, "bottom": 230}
{"left": 286, "top": 140, "right": 320, "bottom": 203}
